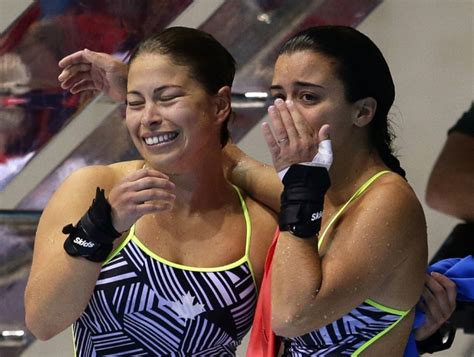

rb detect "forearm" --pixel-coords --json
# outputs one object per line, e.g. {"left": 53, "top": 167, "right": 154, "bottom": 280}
{"left": 232, "top": 164, "right": 282, "bottom": 212}
{"left": 25, "top": 254, "right": 101, "bottom": 340}
{"left": 426, "top": 175, "right": 474, "bottom": 221}
{"left": 271, "top": 232, "right": 323, "bottom": 337}
{"left": 224, "top": 143, "right": 282, "bottom": 212}
{"left": 426, "top": 132, "right": 474, "bottom": 221}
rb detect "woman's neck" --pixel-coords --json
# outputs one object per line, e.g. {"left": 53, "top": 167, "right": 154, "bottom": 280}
{"left": 151, "top": 158, "right": 235, "bottom": 215}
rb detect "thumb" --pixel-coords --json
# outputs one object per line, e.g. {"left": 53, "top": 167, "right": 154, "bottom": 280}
{"left": 312, "top": 124, "right": 332, "bottom": 170}
{"left": 83, "top": 49, "right": 116, "bottom": 71}
{"left": 318, "top": 124, "right": 330, "bottom": 142}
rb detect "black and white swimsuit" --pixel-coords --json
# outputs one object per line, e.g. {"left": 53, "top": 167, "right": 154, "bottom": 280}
{"left": 73, "top": 187, "right": 257, "bottom": 356}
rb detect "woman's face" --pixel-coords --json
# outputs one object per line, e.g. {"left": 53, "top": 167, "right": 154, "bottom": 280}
{"left": 126, "top": 53, "right": 221, "bottom": 172}
{"left": 271, "top": 50, "right": 359, "bottom": 149}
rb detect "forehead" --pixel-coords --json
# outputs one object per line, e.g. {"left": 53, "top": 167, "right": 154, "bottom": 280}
{"left": 128, "top": 53, "right": 192, "bottom": 86}
{"left": 272, "top": 50, "right": 338, "bottom": 85}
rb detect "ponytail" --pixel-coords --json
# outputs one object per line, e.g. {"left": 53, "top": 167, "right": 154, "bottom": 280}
{"left": 371, "top": 114, "right": 406, "bottom": 179}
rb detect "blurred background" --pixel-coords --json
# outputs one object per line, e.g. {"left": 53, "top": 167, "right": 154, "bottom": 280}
{"left": 0, "top": 0, "right": 472, "bottom": 356}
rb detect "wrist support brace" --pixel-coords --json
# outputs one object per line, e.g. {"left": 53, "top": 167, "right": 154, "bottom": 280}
{"left": 63, "top": 187, "right": 122, "bottom": 262}
{"left": 279, "top": 165, "right": 330, "bottom": 238}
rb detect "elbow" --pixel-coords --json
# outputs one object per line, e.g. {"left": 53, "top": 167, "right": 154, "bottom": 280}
{"left": 271, "top": 304, "right": 308, "bottom": 338}
{"left": 425, "top": 178, "right": 448, "bottom": 212}
{"left": 24, "top": 297, "right": 60, "bottom": 341}
{"left": 25, "top": 313, "right": 57, "bottom": 341}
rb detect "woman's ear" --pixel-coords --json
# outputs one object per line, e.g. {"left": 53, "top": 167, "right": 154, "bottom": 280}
{"left": 352, "top": 97, "right": 377, "bottom": 127}
{"left": 214, "top": 86, "right": 232, "bottom": 124}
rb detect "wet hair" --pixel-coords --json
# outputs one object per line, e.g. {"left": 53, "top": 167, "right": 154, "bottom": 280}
{"left": 128, "top": 27, "right": 235, "bottom": 147}
{"left": 279, "top": 26, "right": 406, "bottom": 178}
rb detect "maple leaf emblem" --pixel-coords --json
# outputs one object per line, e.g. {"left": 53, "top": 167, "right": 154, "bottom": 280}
{"left": 167, "top": 292, "right": 205, "bottom": 320}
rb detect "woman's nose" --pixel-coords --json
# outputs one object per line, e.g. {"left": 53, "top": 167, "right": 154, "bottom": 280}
{"left": 141, "top": 103, "right": 163, "bottom": 128}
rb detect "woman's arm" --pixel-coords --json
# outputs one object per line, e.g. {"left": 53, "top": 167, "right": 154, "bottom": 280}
{"left": 24, "top": 165, "right": 175, "bottom": 340}
{"left": 24, "top": 166, "right": 115, "bottom": 340}
{"left": 425, "top": 132, "right": 474, "bottom": 221}
{"left": 223, "top": 143, "right": 282, "bottom": 212}
{"left": 271, "top": 181, "right": 427, "bottom": 337}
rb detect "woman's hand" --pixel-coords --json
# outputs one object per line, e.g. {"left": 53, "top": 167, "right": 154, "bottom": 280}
{"left": 262, "top": 98, "right": 331, "bottom": 172}
{"left": 108, "top": 168, "right": 176, "bottom": 232}
{"left": 58, "top": 49, "right": 128, "bottom": 102}
{"left": 415, "top": 272, "right": 457, "bottom": 341}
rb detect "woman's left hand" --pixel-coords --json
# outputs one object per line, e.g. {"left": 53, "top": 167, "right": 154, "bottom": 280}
{"left": 415, "top": 272, "right": 457, "bottom": 341}
{"left": 262, "top": 98, "right": 331, "bottom": 172}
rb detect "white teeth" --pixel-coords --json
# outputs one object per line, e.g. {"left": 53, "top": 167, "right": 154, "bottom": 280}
{"left": 144, "top": 132, "right": 178, "bottom": 146}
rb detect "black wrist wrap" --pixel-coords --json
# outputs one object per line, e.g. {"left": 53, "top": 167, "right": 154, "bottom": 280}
{"left": 279, "top": 165, "right": 331, "bottom": 238}
{"left": 63, "top": 187, "right": 122, "bottom": 262}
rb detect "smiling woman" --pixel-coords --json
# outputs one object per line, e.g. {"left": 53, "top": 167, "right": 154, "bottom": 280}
{"left": 24, "top": 27, "right": 276, "bottom": 356}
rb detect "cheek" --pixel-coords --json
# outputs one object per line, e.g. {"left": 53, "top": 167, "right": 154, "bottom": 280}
{"left": 300, "top": 107, "right": 330, "bottom": 131}
{"left": 124, "top": 110, "right": 143, "bottom": 139}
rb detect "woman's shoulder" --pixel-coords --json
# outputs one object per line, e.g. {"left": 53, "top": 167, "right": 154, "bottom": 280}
{"left": 52, "top": 160, "right": 143, "bottom": 201}
{"left": 365, "top": 172, "right": 423, "bottom": 211}
{"left": 236, "top": 186, "right": 277, "bottom": 239}
{"left": 68, "top": 160, "right": 143, "bottom": 186}
{"left": 355, "top": 171, "right": 426, "bottom": 237}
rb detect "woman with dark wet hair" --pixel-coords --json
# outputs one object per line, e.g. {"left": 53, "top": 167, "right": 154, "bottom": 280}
{"left": 25, "top": 27, "right": 276, "bottom": 356}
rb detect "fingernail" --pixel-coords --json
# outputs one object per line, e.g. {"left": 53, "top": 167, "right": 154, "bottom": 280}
{"left": 286, "top": 99, "right": 293, "bottom": 107}
{"left": 274, "top": 98, "right": 284, "bottom": 106}
{"left": 268, "top": 105, "right": 275, "bottom": 112}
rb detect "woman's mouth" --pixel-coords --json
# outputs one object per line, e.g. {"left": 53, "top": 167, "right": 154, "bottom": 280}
{"left": 143, "top": 131, "right": 179, "bottom": 146}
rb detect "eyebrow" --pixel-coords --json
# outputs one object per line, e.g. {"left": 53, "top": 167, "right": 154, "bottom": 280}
{"left": 270, "top": 81, "right": 325, "bottom": 91}
{"left": 126, "top": 85, "right": 182, "bottom": 96}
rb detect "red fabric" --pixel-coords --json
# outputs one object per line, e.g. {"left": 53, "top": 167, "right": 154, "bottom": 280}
{"left": 247, "top": 229, "right": 281, "bottom": 357}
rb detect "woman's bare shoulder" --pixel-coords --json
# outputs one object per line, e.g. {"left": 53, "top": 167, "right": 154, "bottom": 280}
{"left": 239, "top": 188, "right": 278, "bottom": 242}
{"left": 353, "top": 172, "right": 427, "bottom": 247}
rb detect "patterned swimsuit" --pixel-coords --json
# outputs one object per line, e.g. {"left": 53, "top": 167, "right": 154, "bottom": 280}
{"left": 73, "top": 187, "right": 257, "bottom": 356}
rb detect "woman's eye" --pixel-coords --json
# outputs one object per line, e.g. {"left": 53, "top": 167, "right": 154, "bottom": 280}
{"left": 300, "top": 93, "right": 318, "bottom": 103}
{"left": 159, "top": 96, "right": 178, "bottom": 102}
{"left": 157, "top": 93, "right": 183, "bottom": 102}
{"left": 126, "top": 101, "right": 144, "bottom": 107}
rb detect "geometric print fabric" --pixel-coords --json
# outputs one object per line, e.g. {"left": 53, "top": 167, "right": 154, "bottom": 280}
{"left": 73, "top": 237, "right": 257, "bottom": 356}
{"left": 282, "top": 294, "right": 407, "bottom": 356}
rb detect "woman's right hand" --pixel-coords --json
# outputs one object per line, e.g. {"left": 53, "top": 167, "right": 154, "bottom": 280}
{"left": 262, "top": 98, "right": 331, "bottom": 173}
{"left": 58, "top": 49, "right": 128, "bottom": 102}
{"left": 108, "top": 168, "right": 176, "bottom": 232}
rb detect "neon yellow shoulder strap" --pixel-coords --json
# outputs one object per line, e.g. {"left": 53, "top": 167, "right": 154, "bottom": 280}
{"left": 318, "top": 170, "right": 390, "bottom": 251}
